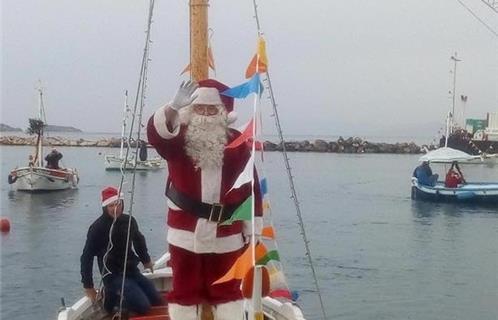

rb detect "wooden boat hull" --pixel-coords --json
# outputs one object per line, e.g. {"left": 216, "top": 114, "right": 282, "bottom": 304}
{"left": 411, "top": 178, "right": 498, "bottom": 203}
{"left": 10, "top": 167, "right": 79, "bottom": 191}
{"left": 104, "top": 155, "right": 164, "bottom": 171}
{"left": 57, "top": 254, "right": 305, "bottom": 320}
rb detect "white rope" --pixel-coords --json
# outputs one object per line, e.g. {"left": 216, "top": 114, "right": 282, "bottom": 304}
{"left": 99, "top": 1, "right": 156, "bottom": 318}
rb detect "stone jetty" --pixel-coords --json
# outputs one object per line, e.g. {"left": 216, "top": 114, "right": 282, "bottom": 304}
{"left": 0, "top": 135, "right": 431, "bottom": 154}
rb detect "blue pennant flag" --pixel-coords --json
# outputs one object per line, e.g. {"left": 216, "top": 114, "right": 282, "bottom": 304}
{"left": 221, "top": 74, "right": 264, "bottom": 99}
{"left": 260, "top": 178, "right": 268, "bottom": 195}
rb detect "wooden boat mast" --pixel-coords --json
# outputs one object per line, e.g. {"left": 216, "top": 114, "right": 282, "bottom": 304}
{"left": 190, "top": 0, "right": 209, "bottom": 81}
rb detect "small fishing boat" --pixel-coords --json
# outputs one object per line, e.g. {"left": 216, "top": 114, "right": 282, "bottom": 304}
{"left": 411, "top": 147, "right": 498, "bottom": 203}
{"left": 104, "top": 91, "right": 164, "bottom": 171}
{"left": 8, "top": 87, "right": 79, "bottom": 191}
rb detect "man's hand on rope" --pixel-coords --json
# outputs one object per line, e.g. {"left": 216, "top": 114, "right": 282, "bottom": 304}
{"left": 171, "top": 80, "right": 198, "bottom": 111}
{"left": 143, "top": 261, "right": 154, "bottom": 273}
{"left": 85, "top": 288, "right": 98, "bottom": 303}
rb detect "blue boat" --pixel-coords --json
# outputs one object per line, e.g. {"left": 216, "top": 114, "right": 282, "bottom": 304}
{"left": 411, "top": 178, "right": 498, "bottom": 203}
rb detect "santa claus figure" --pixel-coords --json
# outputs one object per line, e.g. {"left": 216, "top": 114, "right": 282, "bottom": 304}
{"left": 147, "top": 79, "right": 263, "bottom": 320}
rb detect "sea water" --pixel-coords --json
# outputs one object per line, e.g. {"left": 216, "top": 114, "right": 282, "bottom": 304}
{"left": 1, "top": 146, "right": 497, "bottom": 320}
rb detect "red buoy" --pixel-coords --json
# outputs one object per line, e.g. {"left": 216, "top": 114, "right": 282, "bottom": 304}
{"left": 0, "top": 218, "right": 11, "bottom": 233}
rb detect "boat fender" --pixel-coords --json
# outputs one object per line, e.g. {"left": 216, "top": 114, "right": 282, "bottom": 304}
{"left": 0, "top": 218, "right": 11, "bottom": 233}
{"left": 7, "top": 173, "right": 17, "bottom": 184}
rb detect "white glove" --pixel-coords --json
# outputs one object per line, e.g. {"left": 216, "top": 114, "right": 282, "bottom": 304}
{"left": 171, "top": 80, "right": 198, "bottom": 111}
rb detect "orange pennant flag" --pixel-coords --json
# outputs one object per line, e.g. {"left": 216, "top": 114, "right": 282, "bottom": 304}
{"left": 226, "top": 119, "right": 255, "bottom": 149}
{"left": 180, "top": 63, "right": 191, "bottom": 75}
{"left": 261, "top": 226, "right": 275, "bottom": 239}
{"left": 213, "top": 242, "right": 268, "bottom": 285}
{"left": 245, "top": 54, "right": 268, "bottom": 79}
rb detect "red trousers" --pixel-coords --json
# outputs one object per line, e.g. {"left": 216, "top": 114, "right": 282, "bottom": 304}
{"left": 167, "top": 244, "right": 243, "bottom": 305}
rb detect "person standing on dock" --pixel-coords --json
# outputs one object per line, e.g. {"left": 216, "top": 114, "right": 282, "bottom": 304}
{"left": 147, "top": 79, "right": 263, "bottom": 320}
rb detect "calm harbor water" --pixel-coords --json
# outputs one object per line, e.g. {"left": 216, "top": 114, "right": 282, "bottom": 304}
{"left": 1, "top": 146, "right": 497, "bottom": 320}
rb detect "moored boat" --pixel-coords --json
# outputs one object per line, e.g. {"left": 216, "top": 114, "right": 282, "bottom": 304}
{"left": 8, "top": 87, "right": 79, "bottom": 191}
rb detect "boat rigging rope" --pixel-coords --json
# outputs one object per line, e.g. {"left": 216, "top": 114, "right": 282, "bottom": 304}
{"left": 99, "top": 1, "right": 156, "bottom": 319}
{"left": 250, "top": 1, "right": 328, "bottom": 319}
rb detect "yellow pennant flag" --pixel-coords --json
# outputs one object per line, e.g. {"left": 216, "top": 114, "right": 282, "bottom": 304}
{"left": 213, "top": 242, "right": 268, "bottom": 285}
{"left": 245, "top": 36, "right": 269, "bottom": 78}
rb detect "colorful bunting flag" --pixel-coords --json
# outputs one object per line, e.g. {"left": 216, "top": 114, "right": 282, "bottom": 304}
{"left": 226, "top": 118, "right": 254, "bottom": 149}
{"left": 221, "top": 74, "right": 264, "bottom": 99}
{"left": 245, "top": 37, "right": 269, "bottom": 78}
{"left": 220, "top": 196, "right": 252, "bottom": 226}
{"left": 261, "top": 226, "right": 275, "bottom": 239}
{"left": 228, "top": 154, "right": 254, "bottom": 192}
{"left": 260, "top": 178, "right": 268, "bottom": 195}
{"left": 257, "top": 250, "right": 280, "bottom": 265}
{"left": 213, "top": 242, "right": 268, "bottom": 284}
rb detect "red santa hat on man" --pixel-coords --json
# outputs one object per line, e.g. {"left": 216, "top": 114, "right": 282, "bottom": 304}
{"left": 101, "top": 186, "right": 124, "bottom": 207}
{"left": 192, "top": 79, "right": 237, "bottom": 124}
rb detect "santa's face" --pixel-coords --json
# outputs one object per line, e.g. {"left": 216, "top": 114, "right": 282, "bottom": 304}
{"left": 184, "top": 105, "right": 228, "bottom": 170}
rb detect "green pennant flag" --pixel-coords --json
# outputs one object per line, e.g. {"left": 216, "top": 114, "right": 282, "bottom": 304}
{"left": 220, "top": 196, "right": 252, "bottom": 226}
{"left": 256, "top": 250, "right": 280, "bottom": 265}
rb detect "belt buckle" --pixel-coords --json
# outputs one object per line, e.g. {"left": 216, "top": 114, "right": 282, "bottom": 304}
{"left": 209, "top": 203, "right": 224, "bottom": 223}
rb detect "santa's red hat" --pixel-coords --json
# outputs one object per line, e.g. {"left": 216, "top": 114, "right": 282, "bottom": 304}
{"left": 195, "top": 79, "right": 237, "bottom": 124}
{"left": 101, "top": 186, "right": 123, "bottom": 207}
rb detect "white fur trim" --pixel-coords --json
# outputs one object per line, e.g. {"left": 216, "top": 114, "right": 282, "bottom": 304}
{"left": 214, "top": 300, "right": 244, "bottom": 320}
{"left": 201, "top": 166, "right": 222, "bottom": 203}
{"left": 168, "top": 303, "right": 199, "bottom": 320}
{"left": 243, "top": 216, "right": 264, "bottom": 237}
{"left": 153, "top": 105, "right": 180, "bottom": 139}
{"left": 192, "top": 87, "right": 223, "bottom": 106}
{"left": 167, "top": 226, "right": 244, "bottom": 254}
{"left": 227, "top": 111, "right": 237, "bottom": 125}
{"left": 101, "top": 194, "right": 123, "bottom": 207}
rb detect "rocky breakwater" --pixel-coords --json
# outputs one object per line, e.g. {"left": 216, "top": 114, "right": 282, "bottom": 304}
{"left": 264, "top": 137, "right": 427, "bottom": 154}
{"left": 0, "top": 136, "right": 123, "bottom": 147}
{"left": 1, "top": 135, "right": 428, "bottom": 154}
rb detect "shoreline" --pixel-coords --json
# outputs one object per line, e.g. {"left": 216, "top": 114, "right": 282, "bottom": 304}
{"left": 0, "top": 135, "right": 429, "bottom": 154}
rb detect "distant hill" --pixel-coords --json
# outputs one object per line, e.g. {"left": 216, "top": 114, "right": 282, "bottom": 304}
{"left": 0, "top": 123, "right": 23, "bottom": 132}
{"left": 0, "top": 123, "right": 83, "bottom": 133}
{"left": 45, "top": 125, "right": 83, "bottom": 133}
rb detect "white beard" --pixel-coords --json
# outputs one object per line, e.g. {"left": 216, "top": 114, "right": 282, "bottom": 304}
{"left": 184, "top": 107, "right": 228, "bottom": 170}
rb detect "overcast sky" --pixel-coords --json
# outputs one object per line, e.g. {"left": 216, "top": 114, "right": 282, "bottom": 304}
{"left": 2, "top": 0, "right": 497, "bottom": 139}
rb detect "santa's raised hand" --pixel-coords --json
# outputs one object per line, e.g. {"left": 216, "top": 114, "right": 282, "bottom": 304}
{"left": 171, "top": 80, "right": 198, "bottom": 111}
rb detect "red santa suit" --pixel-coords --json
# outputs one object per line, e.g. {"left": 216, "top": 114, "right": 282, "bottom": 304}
{"left": 147, "top": 79, "right": 263, "bottom": 320}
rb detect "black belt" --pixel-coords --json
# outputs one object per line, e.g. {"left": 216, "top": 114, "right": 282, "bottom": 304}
{"left": 166, "top": 183, "right": 238, "bottom": 223}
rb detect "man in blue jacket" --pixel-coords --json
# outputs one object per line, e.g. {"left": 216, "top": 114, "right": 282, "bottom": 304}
{"left": 413, "top": 161, "right": 439, "bottom": 186}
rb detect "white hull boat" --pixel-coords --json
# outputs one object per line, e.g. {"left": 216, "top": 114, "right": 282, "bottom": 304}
{"left": 57, "top": 253, "right": 305, "bottom": 320}
{"left": 10, "top": 166, "right": 78, "bottom": 191}
{"left": 104, "top": 154, "right": 164, "bottom": 171}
